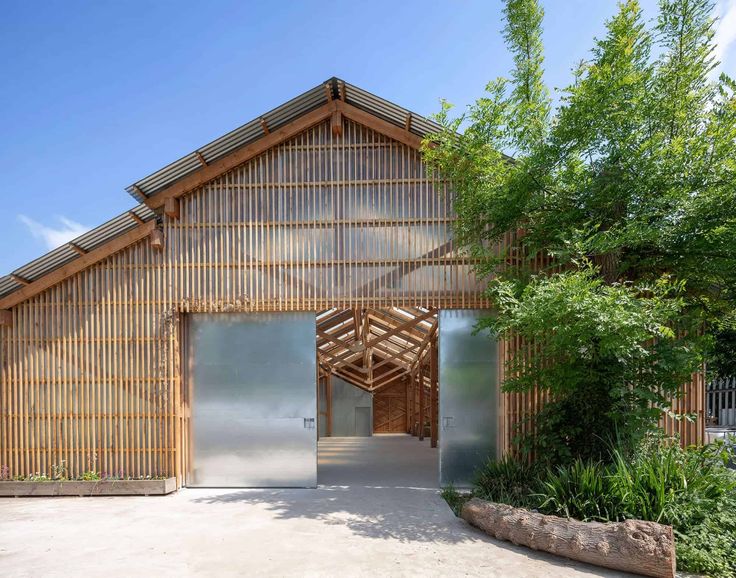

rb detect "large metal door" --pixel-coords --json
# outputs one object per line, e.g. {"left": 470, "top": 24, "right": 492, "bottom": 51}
{"left": 188, "top": 312, "right": 317, "bottom": 487}
{"left": 439, "top": 310, "right": 498, "bottom": 488}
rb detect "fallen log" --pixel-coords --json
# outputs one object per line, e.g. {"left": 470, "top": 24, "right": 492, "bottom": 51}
{"left": 461, "top": 498, "right": 675, "bottom": 578}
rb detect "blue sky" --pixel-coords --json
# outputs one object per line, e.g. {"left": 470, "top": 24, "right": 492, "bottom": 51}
{"left": 1, "top": 0, "right": 734, "bottom": 275}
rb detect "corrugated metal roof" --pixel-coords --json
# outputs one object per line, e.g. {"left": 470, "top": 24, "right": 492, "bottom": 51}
{"left": 2, "top": 78, "right": 442, "bottom": 301}
{"left": 126, "top": 77, "right": 442, "bottom": 201}
{"left": 0, "top": 204, "right": 156, "bottom": 299}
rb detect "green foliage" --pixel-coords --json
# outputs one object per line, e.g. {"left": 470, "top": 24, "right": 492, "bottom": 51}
{"left": 472, "top": 455, "right": 539, "bottom": 507}
{"left": 424, "top": 0, "right": 735, "bottom": 466}
{"left": 27, "top": 472, "right": 50, "bottom": 482}
{"left": 675, "top": 494, "right": 736, "bottom": 578}
{"left": 51, "top": 460, "right": 68, "bottom": 481}
{"left": 440, "top": 484, "right": 471, "bottom": 516}
{"left": 487, "top": 268, "right": 702, "bottom": 463}
{"left": 536, "top": 460, "right": 619, "bottom": 522}
{"left": 710, "top": 326, "right": 736, "bottom": 377}
{"left": 502, "top": 0, "right": 550, "bottom": 152}
{"left": 472, "top": 437, "right": 736, "bottom": 576}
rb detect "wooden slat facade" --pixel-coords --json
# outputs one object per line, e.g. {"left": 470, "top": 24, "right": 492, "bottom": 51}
{"left": 0, "top": 114, "right": 705, "bottom": 487}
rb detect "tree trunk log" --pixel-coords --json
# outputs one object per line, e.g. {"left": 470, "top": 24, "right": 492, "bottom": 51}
{"left": 461, "top": 498, "right": 675, "bottom": 578}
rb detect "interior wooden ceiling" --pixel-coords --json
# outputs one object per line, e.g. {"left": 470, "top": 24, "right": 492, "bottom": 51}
{"left": 317, "top": 307, "right": 437, "bottom": 393}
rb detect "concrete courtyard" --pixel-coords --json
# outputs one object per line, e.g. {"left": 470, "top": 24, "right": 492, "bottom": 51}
{"left": 1, "top": 435, "right": 629, "bottom": 577}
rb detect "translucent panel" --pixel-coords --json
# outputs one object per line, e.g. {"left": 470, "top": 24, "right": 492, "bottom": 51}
{"left": 189, "top": 312, "right": 317, "bottom": 487}
{"left": 439, "top": 309, "right": 498, "bottom": 488}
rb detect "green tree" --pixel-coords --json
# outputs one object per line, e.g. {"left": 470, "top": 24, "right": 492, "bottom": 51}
{"left": 424, "top": 0, "right": 736, "bottom": 463}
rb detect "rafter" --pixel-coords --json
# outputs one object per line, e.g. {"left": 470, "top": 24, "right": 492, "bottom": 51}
{"left": 0, "top": 221, "right": 156, "bottom": 310}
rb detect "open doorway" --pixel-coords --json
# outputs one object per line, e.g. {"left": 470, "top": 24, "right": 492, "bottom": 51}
{"left": 316, "top": 307, "right": 439, "bottom": 487}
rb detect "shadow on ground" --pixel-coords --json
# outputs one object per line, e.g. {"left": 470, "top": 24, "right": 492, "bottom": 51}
{"left": 188, "top": 486, "right": 622, "bottom": 577}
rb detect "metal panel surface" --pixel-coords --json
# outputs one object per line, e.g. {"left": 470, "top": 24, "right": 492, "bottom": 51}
{"left": 439, "top": 309, "right": 498, "bottom": 488}
{"left": 189, "top": 312, "right": 317, "bottom": 487}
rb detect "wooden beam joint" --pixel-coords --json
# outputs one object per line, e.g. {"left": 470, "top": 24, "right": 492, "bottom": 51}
{"left": 10, "top": 274, "right": 30, "bottom": 286}
{"left": 260, "top": 117, "right": 270, "bottom": 135}
{"left": 150, "top": 228, "right": 164, "bottom": 251}
{"left": 68, "top": 242, "right": 87, "bottom": 256}
{"left": 331, "top": 110, "right": 343, "bottom": 138}
{"left": 128, "top": 211, "right": 145, "bottom": 225}
{"left": 164, "top": 197, "right": 180, "bottom": 220}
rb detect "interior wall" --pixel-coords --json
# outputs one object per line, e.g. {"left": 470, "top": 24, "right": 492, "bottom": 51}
{"left": 319, "top": 376, "right": 372, "bottom": 437}
{"left": 373, "top": 379, "right": 408, "bottom": 433}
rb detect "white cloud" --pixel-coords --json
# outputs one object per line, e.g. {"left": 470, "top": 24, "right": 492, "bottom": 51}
{"left": 18, "top": 215, "right": 90, "bottom": 250}
{"left": 714, "top": 0, "right": 736, "bottom": 72}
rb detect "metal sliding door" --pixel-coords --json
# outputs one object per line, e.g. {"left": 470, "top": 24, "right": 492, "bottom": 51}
{"left": 439, "top": 310, "right": 498, "bottom": 488}
{"left": 189, "top": 312, "right": 317, "bottom": 488}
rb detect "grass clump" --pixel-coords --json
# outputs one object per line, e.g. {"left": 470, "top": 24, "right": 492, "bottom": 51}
{"left": 440, "top": 483, "right": 471, "bottom": 516}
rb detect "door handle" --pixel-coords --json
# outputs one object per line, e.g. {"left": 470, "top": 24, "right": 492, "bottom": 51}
{"left": 442, "top": 416, "right": 454, "bottom": 429}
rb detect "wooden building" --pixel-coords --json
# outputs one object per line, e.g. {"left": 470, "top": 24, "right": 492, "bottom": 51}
{"left": 0, "top": 79, "right": 704, "bottom": 489}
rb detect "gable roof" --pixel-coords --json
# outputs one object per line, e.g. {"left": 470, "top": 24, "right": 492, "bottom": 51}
{"left": 126, "top": 77, "right": 441, "bottom": 205}
{"left": 0, "top": 77, "right": 441, "bottom": 307}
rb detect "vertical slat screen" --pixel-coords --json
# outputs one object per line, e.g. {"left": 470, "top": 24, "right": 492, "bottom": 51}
{"left": 0, "top": 116, "right": 704, "bottom": 483}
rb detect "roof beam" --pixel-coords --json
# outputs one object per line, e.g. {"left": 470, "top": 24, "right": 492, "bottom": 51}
{"left": 0, "top": 221, "right": 156, "bottom": 309}
{"left": 68, "top": 242, "right": 87, "bottom": 256}
{"left": 195, "top": 151, "right": 208, "bottom": 167}
{"left": 141, "top": 100, "right": 425, "bottom": 210}
{"left": 128, "top": 211, "right": 145, "bottom": 225}
{"left": 10, "top": 274, "right": 30, "bottom": 286}
{"left": 143, "top": 103, "right": 335, "bottom": 210}
{"left": 335, "top": 100, "right": 423, "bottom": 150}
{"left": 260, "top": 117, "right": 270, "bottom": 135}
{"left": 364, "top": 309, "right": 435, "bottom": 349}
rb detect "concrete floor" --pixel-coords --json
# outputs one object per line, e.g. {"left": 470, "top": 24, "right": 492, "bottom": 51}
{"left": 1, "top": 435, "right": 629, "bottom": 577}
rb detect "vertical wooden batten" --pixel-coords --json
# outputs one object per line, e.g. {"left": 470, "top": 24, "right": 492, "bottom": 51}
{"left": 0, "top": 110, "right": 705, "bottom": 486}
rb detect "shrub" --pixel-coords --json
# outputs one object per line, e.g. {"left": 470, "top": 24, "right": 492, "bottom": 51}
{"left": 466, "top": 437, "right": 736, "bottom": 577}
{"left": 534, "top": 438, "right": 736, "bottom": 577}
{"left": 473, "top": 455, "right": 540, "bottom": 508}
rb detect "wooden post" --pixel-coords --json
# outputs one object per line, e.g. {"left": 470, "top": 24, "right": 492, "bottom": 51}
{"left": 405, "top": 376, "right": 411, "bottom": 433}
{"left": 325, "top": 372, "right": 333, "bottom": 437}
{"left": 430, "top": 336, "right": 438, "bottom": 448}
{"left": 418, "top": 365, "right": 425, "bottom": 441}
{"left": 408, "top": 372, "right": 415, "bottom": 435}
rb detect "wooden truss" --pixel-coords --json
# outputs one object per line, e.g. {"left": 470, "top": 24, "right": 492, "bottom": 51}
{"left": 316, "top": 306, "right": 437, "bottom": 392}
{"left": 317, "top": 306, "right": 439, "bottom": 446}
